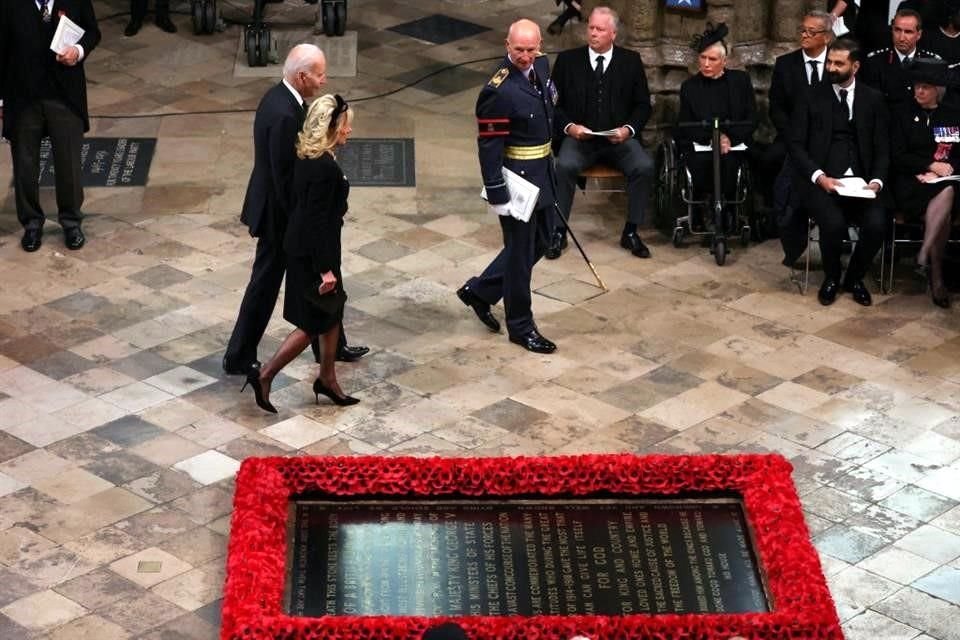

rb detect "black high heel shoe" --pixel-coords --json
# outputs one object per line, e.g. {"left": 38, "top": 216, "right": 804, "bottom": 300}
{"left": 312, "top": 379, "right": 359, "bottom": 406}
{"left": 241, "top": 370, "right": 278, "bottom": 414}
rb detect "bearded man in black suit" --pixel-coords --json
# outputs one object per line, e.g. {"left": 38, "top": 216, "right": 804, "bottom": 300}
{"left": 0, "top": 0, "right": 101, "bottom": 253}
{"left": 548, "top": 5, "right": 654, "bottom": 259}
{"left": 223, "top": 44, "right": 367, "bottom": 376}
{"left": 789, "top": 38, "right": 890, "bottom": 307}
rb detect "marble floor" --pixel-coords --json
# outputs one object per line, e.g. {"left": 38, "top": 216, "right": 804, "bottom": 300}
{"left": 1, "top": 0, "right": 959, "bottom": 638}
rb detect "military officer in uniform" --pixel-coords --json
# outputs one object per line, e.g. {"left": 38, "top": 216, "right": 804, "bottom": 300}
{"left": 861, "top": 8, "right": 942, "bottom": 110}
{"left": 457, "top": 18, "right": 558, "bottom": 354}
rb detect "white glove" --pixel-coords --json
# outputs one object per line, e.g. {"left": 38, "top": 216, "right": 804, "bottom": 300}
{"left": 488, "top": 202, "right": 512, "bottom": 217}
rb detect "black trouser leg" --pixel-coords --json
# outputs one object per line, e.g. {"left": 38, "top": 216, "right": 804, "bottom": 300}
{"left": 11, "top": 103, "right": 47, "bottom": 231}
{"left": 845, "top": 201, "right": 887, "bottom": 283}
{"left": 806, "top": 187, "right": 848, "bottom": 282}
{"left": 225, "top": 237, "right": 285, "bottom": 368}
{"left": 130, "top": 0, "right": 148, "bottom": 21}
{"left": 43, "top": 100, "right": 85, "bottom": 229}
{"left": 155, "top": 0, "right": 170, "bottom": 18}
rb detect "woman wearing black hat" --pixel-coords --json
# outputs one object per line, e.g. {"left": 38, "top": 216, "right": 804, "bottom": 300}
{"left": 674, "top": 23, "right": 757, "bottom": 228}
{"left": 890, "top": 59, "right": 959, "bottom": 307}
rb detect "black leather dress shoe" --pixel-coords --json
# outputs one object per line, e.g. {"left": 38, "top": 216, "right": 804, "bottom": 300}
{"left": 155, "top": 15, "right": 177, "bottom": 33}
{"left": 336, "top": 345, "right": 369, "bottom": 362}
{"left": 509, "top": 329, "right": 557, "bottom": 354}
{"left": 620, "top": 231, "right": 651, "bottom": 258}
{"left": 222, "top": 356, "right": 260, "bottom": 376}
{"left": 21, "top": 228, "right": 42, "bottom": 252}
{"left": 844, "top": 279, "right": 872, "bottom": 306}
{"left": 818, "top": 278, "right": 840, "bottom": 306}
{"left": 124, "top": 18, "right": 142, "bottom": 36}
{"left": 64, "top": 227, "right": 85, "bottom": 250}
{"left": 545, "top": 230, "right": 567, "bottom": 260}
{"left": 457, "top": 285, "right": 501, "bottom": 333}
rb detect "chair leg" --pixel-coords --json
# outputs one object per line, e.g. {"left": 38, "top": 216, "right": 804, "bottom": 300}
{"left": 802, "top": 218, "right": 813, "bottom": 295}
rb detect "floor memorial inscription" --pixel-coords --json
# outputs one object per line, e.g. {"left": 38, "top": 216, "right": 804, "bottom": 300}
{"left": 286, "top": 499, "right": 768, "bottom": 617}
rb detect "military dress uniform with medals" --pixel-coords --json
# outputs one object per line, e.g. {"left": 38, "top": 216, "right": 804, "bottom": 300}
{"left": 459, "top": 53, "right": 559, "bottom": 353}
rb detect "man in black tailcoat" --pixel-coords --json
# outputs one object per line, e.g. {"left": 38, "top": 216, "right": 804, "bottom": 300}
{"left": 0, "top": 0, "right": 100, "bottom": 253}
{"left": 548, "top": 5, "right": 654, "bottom": 260}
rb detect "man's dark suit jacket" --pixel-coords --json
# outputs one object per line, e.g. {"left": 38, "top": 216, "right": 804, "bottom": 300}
{"left": 0, "top": 0, "right": 101, "bottom": 140}
{"left": 769, "top": 49, "right": 829, "bottom": 140}
{"left": 240, "top": 82, "right": 304, "bottom": 242}
{"left": 551, "top": 45, "right": 651, "bottom": 137}
{"left": 788, "top": 80, "right": 891, "bottom": 199}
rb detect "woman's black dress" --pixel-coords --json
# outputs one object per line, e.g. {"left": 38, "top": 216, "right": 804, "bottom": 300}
{"left": 674, "top": 69, "right": 757, "bottom": 200}
{"left": 891, "top": 102, "right": 960, "bottom": 222}
{"left": 283, "top": 152, "right": 349, "bottom": 336}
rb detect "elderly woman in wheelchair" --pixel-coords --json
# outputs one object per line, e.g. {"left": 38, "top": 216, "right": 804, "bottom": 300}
{"left": 656, "top": 23, "right": 757, "bottom": 265}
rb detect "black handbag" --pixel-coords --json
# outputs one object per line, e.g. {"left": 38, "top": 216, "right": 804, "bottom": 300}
{"left": 304, "top": 283, "right": 347, "bottom": 326}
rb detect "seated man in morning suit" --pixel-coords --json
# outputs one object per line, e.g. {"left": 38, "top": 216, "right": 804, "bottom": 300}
{"left": 789, "top": 38, "right": 890, "bottom": 307}
{"left": 548, "top": 6, "right": 654, "bottom": 260}
{"left": 860, "top": 8, "right": 942, "bottom": 111}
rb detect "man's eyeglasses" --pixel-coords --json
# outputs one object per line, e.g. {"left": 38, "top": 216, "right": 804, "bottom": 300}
{"left": 797, "top": 27, "right": 828, "bottom": 36}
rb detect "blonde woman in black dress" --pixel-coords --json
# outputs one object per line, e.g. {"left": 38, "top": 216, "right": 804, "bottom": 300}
{"left": 242, "top": 94, "right": 358, "bottom": 412}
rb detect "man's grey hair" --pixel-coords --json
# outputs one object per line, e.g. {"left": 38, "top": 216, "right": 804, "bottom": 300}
{"left": 283, "top": 44, "right": 324, "bottom": 80}
{"left": 806, "top": 10, "right": 835, "bottom": 38}
{"left": 591, "top": 6, "right": 620, "bottom": 32}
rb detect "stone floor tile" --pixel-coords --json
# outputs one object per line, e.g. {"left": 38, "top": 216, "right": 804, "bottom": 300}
{"left": 54, "top": 566, "right": 145, "bottom": 611}
{"left": 172, "top": 451, "right": 240, "bottom": 486}
{"left": 259, "top": 415, "right": 339, "bottom": 449}
{"left": 32, "top": 467, "right": 115, "bottom": 504}
{"left": 815, "top": 525, "right": 890, "bottom": 564}
{"left": 639, "top": 381, "right": 750, "bottom": 431}
{"left": 827, "top": 565, "right": 902, "bottom": 622}
{"left": 858, "top": 547, "right": 940, "bottom": 585}
{"left": 841, "top": 609, "right": 921, "bottom": 640}
{"left": 41, "top": 613, "right": 131, "bottom": 640}
{"left": 0, "top": 471, "right": 27, "bottom": 498}
{"left": 874, "top": 586, "right": 960, "bottom": 640}
{"left": 880, "top": 485, "right": 958, "bottom": 522}
{"left": 756, "top": 381, "right": 832, "bottom": 413}
{"left": 143, "top": 366, "right": 217, "bottom": 397}
{"left": 109, "top": 547, "right": 193, "bottom": 589}
{"left": 894, "top": 524, "right": 960, "bottom": 563}
{"left": 135, "top": 611, "right": 219, "bottom": 640}
{"left": 150, "top": 567, "right": 221, "bottom": 611}
{"left": 90, "top": 415, "right": 167, "bottom": 448}
{"left": 0, "top": 449, "right": 74, "bottom": 485}
{"left": 916, "top": 463, "right": 960, "bottom": 501}
{"left": 0, "top": 589, "right": 87, "bottom": 632}
{"left": 0, "top": 613, "right": 31, "bottom": 640}
{"left": 912, "top": 566, "right": 960, "bottom": 605}
{"left": 933, "top": 505, "right": 960, "bottom": 536}
{"left": 97, "top": 590, "right": 187, "bottom": 636}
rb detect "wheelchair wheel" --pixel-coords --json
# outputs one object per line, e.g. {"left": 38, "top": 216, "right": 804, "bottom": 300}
{"left": 323, "top": 2, "right": 336, "bottom": 36}
{"left": 334, "top": 2, "right": 347, "bottom": 36}
{"left": 191, "top": 0, "right": 204, "bottom": 34}
{"left": 672, "top": 227, "right": 685, "bottom": 248}
{"left": 713, "top": 237, "right": 727, "bottom": 266}
{"left": 654, "top": 140, "right": 676, "bottom": 233}
{"left": 245, "top": 27, "right": 259, "bottom": 67}
{"left": 740, "top": 226, "right": 751, "bottom": 248}
{"left": 202, "top": 0, "right": 217, "bottom": 34}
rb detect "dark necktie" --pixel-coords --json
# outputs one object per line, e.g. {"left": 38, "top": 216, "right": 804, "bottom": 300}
{"left": 808, "top": 60, "right": 819, "bottom": 85}
{"left": 903, "top": 55, "right": 912, "bottom": 66}
{"left": 595, "top": 55, "right": 605, "bottom": 81}
{"left": 528, "top": 68, "right": 538, "bottom": 90}
{"left": 39, "top": 0, "right": 50, "bottom": 21}
{"left": 838, "top": 88, "right": 850, "bottom": 121}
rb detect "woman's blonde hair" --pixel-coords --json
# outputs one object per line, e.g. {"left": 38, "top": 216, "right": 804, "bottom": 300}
{"left": 296, "top": 93, "right": 354, "bottom": 159}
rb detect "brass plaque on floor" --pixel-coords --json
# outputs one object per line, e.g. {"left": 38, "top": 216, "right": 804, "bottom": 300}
{"left": 285, "top": 498, "right": 769, "bottom": 617}
{"left": 36, "top": 137, "right": 156, "bottom": 187}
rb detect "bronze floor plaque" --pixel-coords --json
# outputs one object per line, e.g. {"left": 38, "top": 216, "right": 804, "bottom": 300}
{"left": 286, "top": 498, "right": 768, "bottom": 617}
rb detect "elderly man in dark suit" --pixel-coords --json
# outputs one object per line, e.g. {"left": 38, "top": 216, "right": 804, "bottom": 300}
{"left": 457, "top": 19, "right": 557, "bottom": 354}
{"left": 766, "top": 9, "right": 833, "bottom": 261}
{"left": 223, "top": 44, "right": 367, "bottom": 376}
{"left": 789, "top": 38, "right": 890, "bottom": 307}
{"left": 547, "top": 5, "right": 654, "bottom": 259}
{"left": 0, "top": 0, "right": 100, "bottom": 253}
